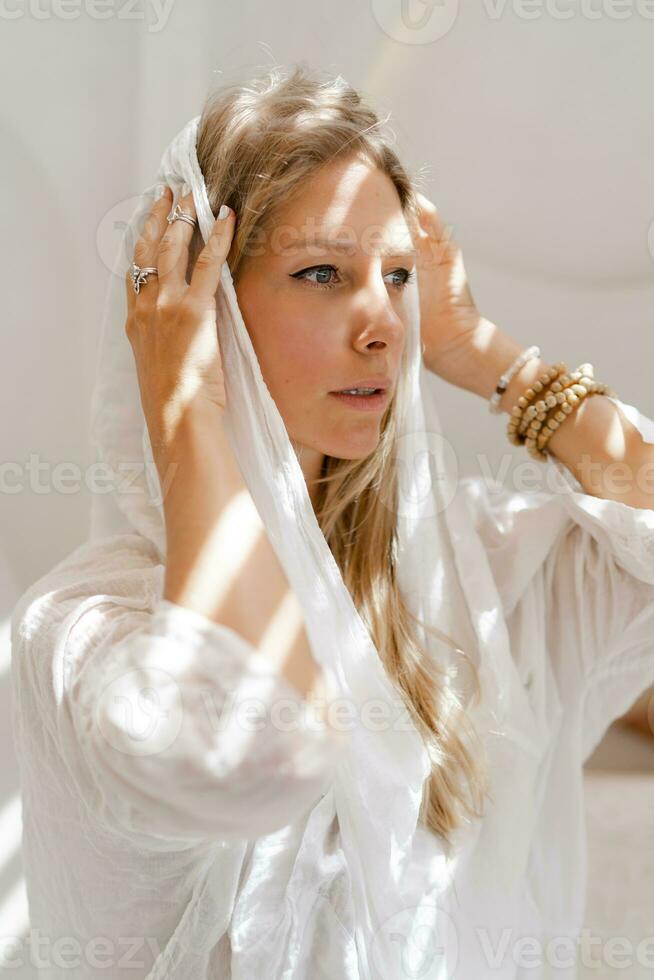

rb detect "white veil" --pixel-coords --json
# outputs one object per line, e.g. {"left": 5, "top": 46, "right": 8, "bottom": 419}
{"left": 87, "top": 115, "right": 545, "bottom": 979}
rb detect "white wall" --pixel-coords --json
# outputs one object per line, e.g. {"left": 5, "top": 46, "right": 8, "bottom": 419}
{"left": 4, "top": 2, "right": 654, "bottom": 593}
{"left": 2, "top": 1, "right": 652, "bottom": 974}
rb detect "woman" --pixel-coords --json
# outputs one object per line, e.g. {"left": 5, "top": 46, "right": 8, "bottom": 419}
{"left": 11, "top": 63, "right": 654, "bottom": 979}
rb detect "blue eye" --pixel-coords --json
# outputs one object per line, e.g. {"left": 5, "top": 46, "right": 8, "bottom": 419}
{"left": 387, "top": 268, "right": 416, "bottom": 289}
{"left": 294, "top": 265, "right": 339, "bottom": 288}
{"left": 290, "top": 264, "right": 415, "bottom": 291}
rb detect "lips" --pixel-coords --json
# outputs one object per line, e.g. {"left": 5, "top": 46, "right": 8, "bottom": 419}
{"left": 328, "top": 388, "right": 391, "bottom": 412}
{"left": 329, "top": 376, "right": 392, "bottom": 394}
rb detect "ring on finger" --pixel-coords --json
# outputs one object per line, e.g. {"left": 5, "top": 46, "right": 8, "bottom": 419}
{"left": 167, "top": 202, "right": 197, "bottom": 227}
{"left": 130, "top": 262, "right": 159, "bottom": 295}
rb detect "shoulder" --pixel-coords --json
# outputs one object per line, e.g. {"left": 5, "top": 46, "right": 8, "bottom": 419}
{"left": 11, "top": 532, "right": 162, "bottom": 656}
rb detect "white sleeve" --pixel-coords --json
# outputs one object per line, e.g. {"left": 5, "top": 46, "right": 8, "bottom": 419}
{"left": 542, "top": 397, "right": 654, "bottom": 755}
{"left": 461, "top": 397, "right": 654, "bottom": 755}
{"left": 12, "top": 538, "right": 343, "bottom": 849}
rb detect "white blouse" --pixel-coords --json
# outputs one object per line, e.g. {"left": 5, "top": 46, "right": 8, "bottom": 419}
{"left": 10, "top": 400, "right": 654, "bottom": 980}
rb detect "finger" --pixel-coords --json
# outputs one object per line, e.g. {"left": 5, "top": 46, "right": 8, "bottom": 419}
{"left": 125, "top": 186, "right": 172, "bottom": 313}
{"left": 132, "top": 186, "right": 173, "bottom": 272}
{"left": 125, "top": 265, "right": 138, "bottom": 317}
{"left": 156, "top": 192, "right": 199, "bottom": 301}
{"left": 406, "top": 206, "right": 421, "bottom": 242}
{"left": 415, "top": 191, "right": 447, "bottom": 241}
{"left": 187, "top": 205, "right": 236, "bottom": 304}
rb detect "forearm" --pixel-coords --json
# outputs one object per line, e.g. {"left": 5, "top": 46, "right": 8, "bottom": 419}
{"left": 454, "top": 320, "right": 653, "bottom": 510}
{"left": 160, "top": 404, "right": 322, "bottom": 700}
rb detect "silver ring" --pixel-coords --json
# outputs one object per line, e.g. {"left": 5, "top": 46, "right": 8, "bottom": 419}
{"left": 167, "top": 203, "right": 197, "bottom": 227}
{"left": 130, "top": 263, "right": 158, "bottom": 295}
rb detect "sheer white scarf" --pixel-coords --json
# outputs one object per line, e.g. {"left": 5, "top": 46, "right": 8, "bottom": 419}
{"left": 87, "top": 115, "right": 540, "bottom": 978}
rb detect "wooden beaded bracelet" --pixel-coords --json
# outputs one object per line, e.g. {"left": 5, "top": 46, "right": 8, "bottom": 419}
{"left": 506, "top": 362, "right": 568, "bottom": 447}
{"left": 507, "top": 360, "right": 618, "bottom": 462}
{"left": 521, "top": 366, "right": 593, "bottom": 443}
{"left": 517, "top": 368, "right": 587, "bottom": 440}
{"left": 529, "top": 380, "right": 614, "bottom": 461}
{"left": 520, "top": 365, "right": 595, "bottom": 451}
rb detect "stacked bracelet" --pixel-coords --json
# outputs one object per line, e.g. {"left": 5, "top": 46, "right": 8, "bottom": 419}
{"left": 505, "top": 358, "right": 617, "bottom": 462}
{"left": 518, "top": 365, "right": 586, "bottom": 442}
{"left": 506, "top": 362, "right": 568, "bottom": 447}
{"left": 530, "top": 373, "right": 615, "bottom": 462}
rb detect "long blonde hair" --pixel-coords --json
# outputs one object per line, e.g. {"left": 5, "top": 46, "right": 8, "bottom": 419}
{"left": 193, "top": 62, "right": 490, "bottom": 845}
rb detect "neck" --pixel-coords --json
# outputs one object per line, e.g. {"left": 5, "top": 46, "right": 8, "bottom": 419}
{"left": 293, "top": 443, "right": 325, "bottom": 509}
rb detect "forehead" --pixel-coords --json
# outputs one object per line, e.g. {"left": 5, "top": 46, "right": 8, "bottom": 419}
{"left": 273, "top": 154, "right": 414, "bottom": 257}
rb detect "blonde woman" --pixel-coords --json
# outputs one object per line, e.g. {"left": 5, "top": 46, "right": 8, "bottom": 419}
{"left": 11, "top": 63, "right": 654, "bottom": 979}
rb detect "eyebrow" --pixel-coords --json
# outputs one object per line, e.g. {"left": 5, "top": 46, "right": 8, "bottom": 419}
{"left": 284, "top": 237, "right": 418, "bottom": 258}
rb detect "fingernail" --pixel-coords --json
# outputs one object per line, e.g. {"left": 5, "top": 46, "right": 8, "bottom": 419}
{"left": 217, "top": 204, "right": 230, "bottom": 220}
{"left": 154, "top": 183, "right": 169, "bottom": 201}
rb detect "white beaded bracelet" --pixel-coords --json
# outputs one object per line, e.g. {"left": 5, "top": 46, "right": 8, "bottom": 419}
{"left": 488, "top": 345, "right": 542, "bottom": 414}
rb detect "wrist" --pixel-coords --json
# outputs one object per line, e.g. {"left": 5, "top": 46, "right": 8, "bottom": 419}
{"left": 440, "top": 318, "right": 548, "bottom": 412}
{"left": 495, "top": 356, "right": 553, "bottom": 416}
{"left": 154, "top": 400, "right": 229, "bottom": 480}
{"left": 158, "top": 403, "right": 246, "bottom": 529}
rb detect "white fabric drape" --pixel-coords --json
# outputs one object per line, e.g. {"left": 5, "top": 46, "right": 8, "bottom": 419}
{"left": 10, "top": 116, "right": 654, "bottom": 979}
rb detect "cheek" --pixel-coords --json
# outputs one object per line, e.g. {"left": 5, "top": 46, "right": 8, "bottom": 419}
{"left": 258, "top": 321, "right": 337, "bottom": 400}
{"left": 234, "top": 274, "right": 343, "bottom": 414}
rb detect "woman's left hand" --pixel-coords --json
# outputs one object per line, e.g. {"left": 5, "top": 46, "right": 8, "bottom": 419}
{"left": 408, "top": 192, "right": 487, "bottom": 389}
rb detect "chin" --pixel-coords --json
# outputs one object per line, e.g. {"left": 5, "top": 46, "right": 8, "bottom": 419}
{"left": 318, "top": 429, "right": 382, "bottom": 462}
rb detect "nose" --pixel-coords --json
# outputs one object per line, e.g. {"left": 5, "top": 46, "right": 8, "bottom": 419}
{"left": 351, "top": 278, "right": 406, "bottom": 354}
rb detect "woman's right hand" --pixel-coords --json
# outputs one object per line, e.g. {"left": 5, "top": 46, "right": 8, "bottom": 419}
{"left": 124, "top": 187, "right": 236, "bottom": 471}
{"left": 125, "top": 193, "right": 327, "bottom": 710}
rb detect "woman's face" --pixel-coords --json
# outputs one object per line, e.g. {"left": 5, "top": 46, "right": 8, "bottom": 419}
{"left": 234, "top": 154, "right": 417, "bottom": 486}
